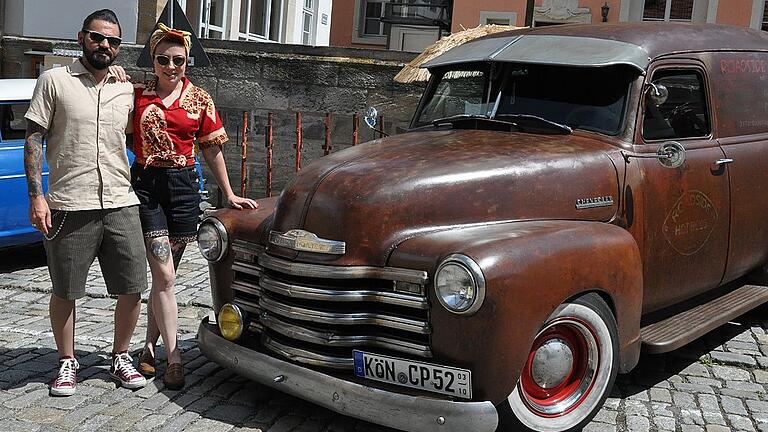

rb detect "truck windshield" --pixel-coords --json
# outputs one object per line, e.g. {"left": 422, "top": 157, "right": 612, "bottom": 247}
{"left": 413, "top": 63, "right": 638, "bottom": 135}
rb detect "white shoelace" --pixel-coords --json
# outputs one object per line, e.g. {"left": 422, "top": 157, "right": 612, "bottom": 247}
{"left": 113, "top": 353, "right": 138, "bottom": 377}
{"left": 55, "top": 358, "right": 78, "bottom": 385}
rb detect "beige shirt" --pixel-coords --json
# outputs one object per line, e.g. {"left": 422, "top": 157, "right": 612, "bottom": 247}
{"left": 25, "top": 60, "right": 139, "bottom": 211}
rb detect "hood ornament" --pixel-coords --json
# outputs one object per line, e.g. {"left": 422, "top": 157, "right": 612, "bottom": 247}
{"left": 269, "top": 229, "right": 346, "bottom": 255}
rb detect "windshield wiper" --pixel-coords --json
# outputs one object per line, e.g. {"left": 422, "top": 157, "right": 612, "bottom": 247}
{"left": 494, "top": 113, "right": 572, "bottom": 135}
{"left": 431, "top": 114, "right": 490, "bottom": 126}
{"left": 431, "top": 114, "right": 523, "bottom": 132}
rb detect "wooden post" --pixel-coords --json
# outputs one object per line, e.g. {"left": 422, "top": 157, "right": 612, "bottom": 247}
{"left": 265, "top": 112, "right": 273, "bottom": 197}
{"left": 323, "top": 113, "right": 332, "bottom": 156}
{"left": 295, "top": 112, "right": 303, "bottom": 172}
{"left": 240, "top": 111, "right": 248, "bottom": 197}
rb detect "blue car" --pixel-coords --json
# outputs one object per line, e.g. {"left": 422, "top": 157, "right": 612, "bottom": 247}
{"left": 0, "top": 79, "right": 206, "bottom": 249}
{"left": 0, "top": 79, "right": 43, "bottom": 248}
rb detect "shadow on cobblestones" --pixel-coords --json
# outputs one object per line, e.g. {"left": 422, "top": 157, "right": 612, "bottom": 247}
{"left": 617, "top": 304, "right": 767, "bottom": 395}
{"left": 0, "top": 244, "right": 46, "bottom": 273}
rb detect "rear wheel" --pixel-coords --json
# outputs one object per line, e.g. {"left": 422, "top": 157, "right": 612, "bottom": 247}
{"left": 499, "top": 293, "right": 618, "bottom": 432}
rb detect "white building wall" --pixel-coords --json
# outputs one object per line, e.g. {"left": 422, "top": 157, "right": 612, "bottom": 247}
{"left": 282, "top": 0, "right": 330, "bottom": 45}
{"left": 284, "top": 0, "right": 301, "bottom": 44}
{"left": 4, "top": 0, "right": 138, "bottom": 43}
{"left": 315, "top": 0, "right": 331, "bottom": 46}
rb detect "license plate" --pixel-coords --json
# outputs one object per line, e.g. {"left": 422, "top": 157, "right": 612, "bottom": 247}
{"left": 353, "top": 350, "right": 472, "bottom": 399}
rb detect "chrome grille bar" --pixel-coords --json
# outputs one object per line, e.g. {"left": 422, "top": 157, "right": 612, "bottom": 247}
{"left": 259, "top": 296, "right": 430, "bottom": 334}
{"left": 232, "top": 280, "right": 261, "bottom": 297}
{"left": 259, "top": 254, "right": 428, "bottom": 284}
{"left": 233, "top": 262, "right": 262, "bottom": 277}
{"left": 260, "top": 313, "right": 431, "bottom": 357}
{"left": 262, "top": 335, "right": 352, "bottom": 369}
{"left": 260, "top": 275, "right": 428, "bottom": 309}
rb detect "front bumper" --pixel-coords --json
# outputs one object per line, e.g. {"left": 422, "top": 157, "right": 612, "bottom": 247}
{"left": 198, "top": 318, "right": 499, "bottom": 432}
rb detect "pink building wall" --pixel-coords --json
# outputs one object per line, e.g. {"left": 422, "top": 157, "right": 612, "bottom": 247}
{"left": 331, "top": 0, "right": 766, "bottom": 49}
{"left": 716, "top": 0, "right": 754, "bottom": 27}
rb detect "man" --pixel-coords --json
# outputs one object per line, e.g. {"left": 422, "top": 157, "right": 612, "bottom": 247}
{"left": 24, "top": 9, "right": 147, "bottom": 396}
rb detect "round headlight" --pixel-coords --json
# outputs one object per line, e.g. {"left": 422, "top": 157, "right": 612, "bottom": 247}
{"left": 198, "top": 218, "right": 228, "bottom": 262}
{"left": 435, "top": 254, "right": 486, "bottom": 315}
{"left": 218, "top": 303, "right": 245, "bottom": 341}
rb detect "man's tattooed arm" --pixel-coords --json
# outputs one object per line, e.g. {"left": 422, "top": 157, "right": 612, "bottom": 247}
{"left": 24, "top": 121, "right": 48, "bottom": 197}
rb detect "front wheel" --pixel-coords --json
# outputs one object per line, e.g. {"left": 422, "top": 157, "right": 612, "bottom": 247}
{"left": 499, "top": 293, "right": 618, "bottom": 432}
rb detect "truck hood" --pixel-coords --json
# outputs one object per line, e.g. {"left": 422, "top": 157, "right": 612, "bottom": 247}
{"left": 268, "top": 130, "right": 620, "bottom": 266}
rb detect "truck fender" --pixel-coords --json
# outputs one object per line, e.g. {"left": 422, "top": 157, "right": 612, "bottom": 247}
{"left": 204, "top": 196, "right": 278, "bottom": 313}
{"left": 389, "top": 219, "right": 642, "bottom": 404}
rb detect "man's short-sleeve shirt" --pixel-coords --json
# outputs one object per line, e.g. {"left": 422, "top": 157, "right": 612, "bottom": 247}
{"left": 25, "top": 60, "right": 138, "bottom": 211}
{"left": 133, "top": 77, "right": 227, "bottom": 167}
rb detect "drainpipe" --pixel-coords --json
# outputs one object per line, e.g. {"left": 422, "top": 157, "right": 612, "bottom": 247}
{"left": 524, "top": 0, "right": 535, "bottom": 27}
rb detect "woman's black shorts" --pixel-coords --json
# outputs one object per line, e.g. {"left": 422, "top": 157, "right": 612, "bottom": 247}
{"left": 131, "top": 164, "right": 201, "bottom": 243}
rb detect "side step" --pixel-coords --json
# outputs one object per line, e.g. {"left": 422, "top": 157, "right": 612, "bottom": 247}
{"left": 640, "top": 284, "right": 768, "bottom": 354}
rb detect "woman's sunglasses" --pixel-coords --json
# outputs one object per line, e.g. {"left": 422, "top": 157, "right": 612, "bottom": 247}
{"left": 155, "top": 55, "right": 187, "bottom": 67}
{"left": 82, "top": 30, "right": 122, "bottom": 48}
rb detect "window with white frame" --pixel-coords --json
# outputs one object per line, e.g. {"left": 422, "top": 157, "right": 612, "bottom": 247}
{"left": 479, "top": 11, "right": 518, "bottom": 27}
{"left": 302, "top": 0, "right": 315, "bottom": 44}
{"left": 239, "top": 0, "right": 269, "bottom": 40}
{"left": 193, "top": 0, "right": 229, "bottom": 39}
{"left": 643, "top": 0, "right": 694, "bottom": 21}
{"left": 762, "top": 1, "right": 768, "bottom": 31}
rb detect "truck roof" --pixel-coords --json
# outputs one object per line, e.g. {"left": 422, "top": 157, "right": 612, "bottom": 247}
{"left": 424, "top": 22, "right": 768, "bottom": 73}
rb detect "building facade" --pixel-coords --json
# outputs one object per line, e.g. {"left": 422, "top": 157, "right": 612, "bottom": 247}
{"left": 330, "top": 0, "right": 768, "bottom": 52}
{"left": 1, "top": 0, "right": 332, "bottom": 48}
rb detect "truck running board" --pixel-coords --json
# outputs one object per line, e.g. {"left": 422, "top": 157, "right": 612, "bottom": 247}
{"left": 640, "top": 284, "right": 768, "bottom": 354}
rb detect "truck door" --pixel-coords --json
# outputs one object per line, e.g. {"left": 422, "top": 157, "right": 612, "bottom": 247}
{"left": 636, "top": 62, "right": 730, "bottom": 313}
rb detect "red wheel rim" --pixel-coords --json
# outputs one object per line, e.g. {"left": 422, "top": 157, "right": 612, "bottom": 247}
{"left": 519, "top": 318, "right": 600, "bottom": 417}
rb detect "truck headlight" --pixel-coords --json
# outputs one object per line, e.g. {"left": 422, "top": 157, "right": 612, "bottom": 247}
{"left": 435, "top": 254, "right": 486, "bottom": 315}
{"left": 218, "top": 303, "right": 245, "bottom": 341}
{"left": 198, "top": 218, "right": 228, "bottom": 262}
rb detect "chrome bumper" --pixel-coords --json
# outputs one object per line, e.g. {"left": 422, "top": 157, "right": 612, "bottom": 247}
{"left": 197, "top": 319, "right": 499, "bottom": 432}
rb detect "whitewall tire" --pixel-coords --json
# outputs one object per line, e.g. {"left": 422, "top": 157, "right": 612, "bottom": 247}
{"left": 500, "top": 293, "right": 618, "bottom": 432}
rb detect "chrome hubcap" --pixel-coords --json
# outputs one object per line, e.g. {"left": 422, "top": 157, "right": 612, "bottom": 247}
{"left": 531, "top": 338, "right": 574, "bottom": 389}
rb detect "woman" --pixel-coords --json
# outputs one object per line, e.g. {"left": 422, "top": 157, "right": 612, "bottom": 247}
{"left": 130, "top": 24, "right": 257, "bottom": 390}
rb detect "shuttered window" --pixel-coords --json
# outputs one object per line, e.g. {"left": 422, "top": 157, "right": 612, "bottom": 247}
{"left": 762, "top": 1, "right": 768, "bottom": 31}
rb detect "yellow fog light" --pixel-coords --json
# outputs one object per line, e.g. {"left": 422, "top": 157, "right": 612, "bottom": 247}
{"left": 218, "top": 303, "right": 245, "bottom": 341}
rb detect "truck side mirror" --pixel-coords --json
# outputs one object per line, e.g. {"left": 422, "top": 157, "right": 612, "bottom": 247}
{"left": 364, "top": 107, "right": 378, "bottom": 129}
{"left": 646, "top": 83, "right": 669, "bottom": 106}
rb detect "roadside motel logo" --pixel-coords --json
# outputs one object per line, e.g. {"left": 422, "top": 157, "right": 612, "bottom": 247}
{"left": 662, "top": 190, "right": 718, "bottom": 256}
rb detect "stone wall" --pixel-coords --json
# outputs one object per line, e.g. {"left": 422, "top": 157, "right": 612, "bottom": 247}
{"left": 1, "top": 36, "right": 426, "bottom": 201}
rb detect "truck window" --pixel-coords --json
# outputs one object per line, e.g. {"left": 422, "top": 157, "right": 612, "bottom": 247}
{"left": 643, "top": 70, "right": 710, "bottom": 141}
{"left": 418, "top": 70, "right": 488, "bottom": 124}
{"left": 413, "top": 63, "right": 635, "bottom": 135}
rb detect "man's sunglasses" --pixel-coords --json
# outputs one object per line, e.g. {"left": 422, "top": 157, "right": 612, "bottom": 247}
{"left": 82, "top": 30, "right": 122, "bottom": 48}
{"left": 155, "top": 55, "right": 187, "bottom": 67}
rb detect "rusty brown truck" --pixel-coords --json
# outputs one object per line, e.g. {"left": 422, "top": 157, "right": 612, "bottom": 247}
{"left": 195, "top": 23, "right": 768, "bottom": 432}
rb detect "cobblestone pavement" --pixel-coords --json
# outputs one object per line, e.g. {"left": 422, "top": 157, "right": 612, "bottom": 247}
{"left": 3, "top": 245, "right": 768, "bottom": 432}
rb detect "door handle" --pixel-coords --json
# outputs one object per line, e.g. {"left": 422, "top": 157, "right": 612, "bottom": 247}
{"left": 714, "top": 158, "right": 733, "bottom": 165}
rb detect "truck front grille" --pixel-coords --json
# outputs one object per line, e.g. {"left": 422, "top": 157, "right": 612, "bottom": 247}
{"left": 230, "top": 240, "right": 432, "bottom": 369}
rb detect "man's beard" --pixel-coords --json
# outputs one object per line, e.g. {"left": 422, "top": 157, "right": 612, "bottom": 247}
{"left": 83, "top": 46, "right": 114, "bottom": 70}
